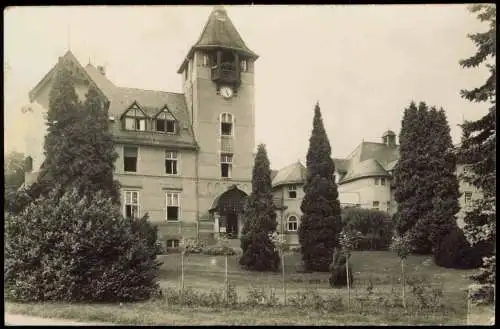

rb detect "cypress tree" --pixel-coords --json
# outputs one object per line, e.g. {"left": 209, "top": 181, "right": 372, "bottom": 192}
{"left": 298, "top": 102, "right": 342, "bottom": 272}
{"left": 427, "top": 109, "right": 461, "bottom": 249}
{"left": 239, "top": 144, "right": 280, "bottom": 271}
{"left": 457, "top": 4, "right": 496, "bottom": 285}
{"left": 393, "top": 102, "right": 420, "bottom": 235}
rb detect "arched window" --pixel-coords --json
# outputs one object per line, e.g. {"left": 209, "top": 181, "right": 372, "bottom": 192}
{"left": 220, "top": 112, "right": 233, "bottom": 136}
{"left": 287, "top": 215, "right": 298, "bottom": 232}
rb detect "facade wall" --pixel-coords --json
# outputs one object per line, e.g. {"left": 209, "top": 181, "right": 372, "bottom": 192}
{"left": 338, "top": 176, "right": 392, "bottom": 212}
{"left": 273, "top": 183, "right": 305, "bottom": 245}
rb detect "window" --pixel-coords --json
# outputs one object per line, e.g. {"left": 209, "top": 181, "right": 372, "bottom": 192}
{"left": 124, "top": 146, "right": 138, "bottom": 172}
{"left": 125, "top": 117, "right": 146, "bottom": 131}
{"left": 202, "top": 54, "right": 209, "bottom": 67}
{"left": 240, "top": 59, "right": 248, "bottom": 72}
{"left": 155, "top": 110, "right": 176, "bottom": 134}
{"left": 165, "top": 151, "right": 178, "bottom": 175}
{"left": 372, "top": 201, "right": 380, "bottom": 210}
{"left": 166, "top": 192, "right": 180, "bottom": 221}
{"left": 287, "top": 216, "right": 298, "bottom": 231}
{"left": 464, "top": 192, "right": 472, "bottom": 205}
{"left": 374, "top": 178, "right": 380, "bottom": 185}
{"left": 288, "top": 185, "right": 297, "bottom": 199}
{"left": 221, "top": 153, "right": 233, "bottom": 178}
{"left": 166, "top": 239, "right": 179, "bottom": 248}
{"left": 381, "top": 178, "right": 386, "bottom": 186}
{"left": 220, "top": 113, "right": 233, "bottom": 136}
{"left": 124, "top": 191, "right": 140, "bottom": 218}
{"left": 123, "top": 105, "right": 146, "bottom": 131}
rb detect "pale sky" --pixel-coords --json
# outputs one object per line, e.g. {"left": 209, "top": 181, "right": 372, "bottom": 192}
{"left": 3, "top": 5, "right": 491, "bottom": 170}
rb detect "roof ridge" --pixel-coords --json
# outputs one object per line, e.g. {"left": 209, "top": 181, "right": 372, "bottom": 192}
{"left": 117, "top": 86, "right": 184, "bottom": 95}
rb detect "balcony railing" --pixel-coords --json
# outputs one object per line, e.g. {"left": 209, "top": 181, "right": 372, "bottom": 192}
{"left": 211, "top": 63, "right": 238, "bottom": 83}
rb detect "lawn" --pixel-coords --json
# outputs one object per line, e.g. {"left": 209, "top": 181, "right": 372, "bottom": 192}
{"left": 6, "top": 251, "right": 489, "bottom": 325}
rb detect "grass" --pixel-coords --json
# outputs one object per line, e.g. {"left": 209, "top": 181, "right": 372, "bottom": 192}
{"left": 5, "top": 251, "right": 485, "bottom": 325}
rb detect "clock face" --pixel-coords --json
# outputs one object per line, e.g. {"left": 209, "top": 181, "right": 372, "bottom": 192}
{"left": 220, "top": 86, "right": 233, "bottom": 99}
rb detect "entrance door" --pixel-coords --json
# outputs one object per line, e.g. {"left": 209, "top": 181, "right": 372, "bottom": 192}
{"left": 226, "top": 212, "right": 238, "bottom": 239}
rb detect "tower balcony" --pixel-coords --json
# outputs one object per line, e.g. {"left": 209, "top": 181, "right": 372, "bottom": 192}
{"left": 211, "top": 63, "right": 239, "bottom": 84}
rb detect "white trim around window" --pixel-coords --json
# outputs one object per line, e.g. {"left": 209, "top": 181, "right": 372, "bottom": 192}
{"left": 123, "top": 190, "right": 140, "bottom": 218}
{"left": 287, "top": 185, "right": 297, "bottom": 199}
{"left": 287, "top": 215, "right": 298, "bottom": 232}
{"left": 220, "top": 112, "right": 235, "bottom": 137}
{"left": 165, "top": 150, "right": 180, "bottom": 176}
{"left": 166, "top": 191, "right": 181, "bottom": 222}
{"left": 123, "top": 146, "right": 139, "bottom": 173}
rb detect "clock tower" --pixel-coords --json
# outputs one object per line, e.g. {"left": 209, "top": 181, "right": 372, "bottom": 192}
{"left": 178, "top": 6, "right": 258, "bottom": 225}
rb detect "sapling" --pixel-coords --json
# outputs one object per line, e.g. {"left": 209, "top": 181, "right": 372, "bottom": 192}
{"left": 270, "top": 232, "right": 289, "bottom": 305}
{"left": 339, "top": 229, "right": 362, "bottom": 309}
{"left": 217, "top": 235, "right": 231, "bottom": 304}
{"left": 390, "top": 232, "right": 413, "bottom": 309}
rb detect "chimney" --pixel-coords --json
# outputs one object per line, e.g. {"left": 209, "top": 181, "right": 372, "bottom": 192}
{"left": 97, "top": 65, "right": 106, "bottom": 76}
{"left": 382, "top": 130, "right": 397, "bottom": 148}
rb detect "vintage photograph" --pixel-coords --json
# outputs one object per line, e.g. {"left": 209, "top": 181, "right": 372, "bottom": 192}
{"left": 4, "top": 4, "right": 495, "bottom": 325}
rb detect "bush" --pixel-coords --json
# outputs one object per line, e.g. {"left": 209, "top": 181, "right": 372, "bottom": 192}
{"left": 468, "top": 284, "right": 495, "bottom": 305}
{"left": 328, "top": 248, "right": 353, "bottom": 288}
{"left": 239, "top": 231, "right": 280, "bottom": 271}
{"left": 202, "top": 244, "right": 237, "bottom": 256}
{"left": 433, "top": 225, "right": 493, "bottom": 269}
{"left": 4, "top": 188, "right": 162, "bottom": 303}
{"left": 341, "top": 208, "right": 393, "bottom": 251}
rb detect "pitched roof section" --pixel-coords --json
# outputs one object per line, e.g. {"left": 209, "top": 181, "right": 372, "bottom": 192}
{"left": 108, "top": 88, "right": 197, "bottom": 149}
{"left": 28, "top": 50, "right": 197, "bottom": 150}
{"left": 276, "top": 137, "right": 400, "bottom": 186}
{"left": 177, "top": 6, "right": 258, "bottom": 73}
{"left": 341, "top": 158, "right": 390, "bottom": 183}
{"left": 29, "top": 50, "right": 108, "bottom": 102}
{"left": 272, "top": 161, "right": 307, "bottom": 188}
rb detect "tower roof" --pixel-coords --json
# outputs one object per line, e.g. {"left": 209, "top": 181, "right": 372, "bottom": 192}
{"left": 177, "top": 6, "right": 258, "bottom": 73}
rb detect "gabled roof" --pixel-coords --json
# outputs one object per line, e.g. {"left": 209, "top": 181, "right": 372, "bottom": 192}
{"left": 29, "top": 50, "right": 198, "bottom": 150}
{"left": 29, "top": 51, "right": 108, "bottom": 102}
{"left": 272, "top": 161, "right": 307, "bottom": 188}
{"left": 177, "top": 6, "right": 258, "bottom": 73}
{"left": 333, "top": 158, "right": 350, "bottom": 173}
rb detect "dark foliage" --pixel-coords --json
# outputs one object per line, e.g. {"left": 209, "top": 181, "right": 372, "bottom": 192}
{"left": 4, "top": 188, "right": 162, "bottom": 302}
{"left": 434, "top": 225, "right": 493, "bottom": 270}
{"left": 341, "top": 207, "right": 393, "bottom": 251}
{"left": 239, "top": 144, "right": 280, "bottom": 271}
{"left": 328, "top": 248, "right": 353, "bottom": 288}
{"left": 299, "top": 103, "right": 342, "bottom": 272}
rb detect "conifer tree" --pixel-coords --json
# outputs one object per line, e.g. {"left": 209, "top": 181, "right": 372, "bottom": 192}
{"left": 239, "top": 144, "right": 280, "bottom": 271}
{"left": 298, "top": 103, "right": 342, "bottom": 272}
{"left": 456, "top": 4, "right": 496, "bottom": 285}
{"left": 426, "top": 108, "right": 461, "bottom": 249}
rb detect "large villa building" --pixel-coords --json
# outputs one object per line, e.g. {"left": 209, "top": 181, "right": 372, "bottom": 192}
{"left": 24, "top": 6, "right": 480, "bottom": 247}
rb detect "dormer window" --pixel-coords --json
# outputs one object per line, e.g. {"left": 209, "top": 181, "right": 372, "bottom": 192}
{"left": 221, "top": 113, "right": 233, "bottom": 136}
{"left": 123, "top": 103, "right": 146, "bottom": 131}
{"left": 155, "top": 109, "right": 177, "bottom": 134}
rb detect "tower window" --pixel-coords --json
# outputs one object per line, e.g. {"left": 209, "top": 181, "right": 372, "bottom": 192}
{"left": 221, "top": 153, "right": 233, "bottom": 178}
{"left": 165, "top": 151, "right": 178, "bottom": 175}
{"left": 287, "top": 215, "right": 298, "bottom": 231}
{"left": 124, "top": 190, "right": 140, "bottom": 218}
{"left": 221, "top": 113, "right": 233, "bottom": 136}
{"left": 202, "top": 54, "right": 209, "bottom": 67}
{"left": 288, "top": 185, "right": 297, "bottom": 199}
{"left": 166, "top": 192, "right": 180, "bottom": 221}
{"left": 124, "top": 146, "right": 138, "bottom": 172}
{"left": 381, "top": 178, "right": 386, "bottom": 186}
{"left": 240, "top": 59, "right": 248, "bottom": 72}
